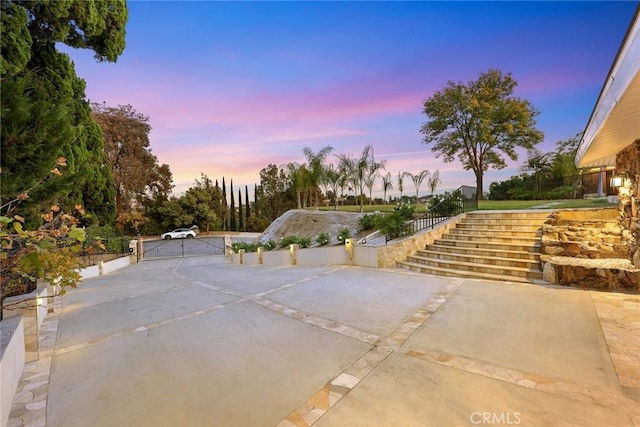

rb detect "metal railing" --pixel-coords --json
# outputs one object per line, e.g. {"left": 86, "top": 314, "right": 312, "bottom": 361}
{"left": 386, "top": 185, "right": 477, "bottom": 242}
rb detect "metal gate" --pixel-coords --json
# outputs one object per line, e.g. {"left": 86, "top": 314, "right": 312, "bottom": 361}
{"left": 139, "top": 237, "right": 225, "bottom": 261}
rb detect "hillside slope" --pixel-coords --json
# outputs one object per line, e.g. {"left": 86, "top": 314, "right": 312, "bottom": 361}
{"left": 258, "top": 209, "right": 366, "bottom": 245}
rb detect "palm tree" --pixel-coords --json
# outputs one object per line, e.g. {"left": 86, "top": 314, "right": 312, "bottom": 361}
{"left": 428, "top": 169, "right": 441, "bottom": 196}
{"left": 336, "top": 145, "right": 373, "bottom": 213}
{"left": 397, "top": 172, "right": 405, "bottom": 199}
{"left": 322, "top": 164, "right": 342, "bottom": 210}
{"left": 363, "top": 146, "right": 386, "bottom": 205}
{"left": 303, "top": 145, "right": 334, "bottom": 208}
{"left": 404, "top": 170, "right": 430, "bottom": 202}
{"left": 382, "top": 172, "right": 393, "bottom": 204}
{"left": 522, "top": 149, "right": 553, "bottom": 193}
{"left": 285, "top": 162, "right": 309, "bottom": 209}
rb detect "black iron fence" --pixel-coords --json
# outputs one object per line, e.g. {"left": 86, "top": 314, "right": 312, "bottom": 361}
{"left": 386, "top": 185, "right": 477, "bottom": 242}
{"left": 490, "top": 170, "right": 617, "bottom": 200}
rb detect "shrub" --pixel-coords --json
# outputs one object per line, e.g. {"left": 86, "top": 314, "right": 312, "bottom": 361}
{"left": 337, "top": 228, "right": 351, "bottom": 244}
{"left": 316, "top": 232, "right": 331, "bottom": 246}
{"left": 376, "top": 211, "right": 407, "bottom": 237}
{"left": 231, "top": 240, "right": 276, "bottom": 253}
{"left": 358, "top": 213, "right": 381, "bottom": 231}
{"left": 279, "top": 235, "right": 311, "bottom": 248}
{"left": 427, "top": 193, "right": 462, "bottom": 216}
{"left": 394, "top": 201, "right": 415, "bottom": 220}
{"left": 262, "top": 239, "right": 277, "bottom": 251}
{"left": 547, "top": 186, "right": 576, "bottom": 200}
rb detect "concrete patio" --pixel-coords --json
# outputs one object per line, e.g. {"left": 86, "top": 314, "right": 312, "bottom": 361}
{"left": 7, "top": 256, "right": 640, "bottom": 426}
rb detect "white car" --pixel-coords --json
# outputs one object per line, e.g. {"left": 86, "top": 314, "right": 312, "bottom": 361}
{"left": 161, "top": 227, "right": 197, "bottom": 240}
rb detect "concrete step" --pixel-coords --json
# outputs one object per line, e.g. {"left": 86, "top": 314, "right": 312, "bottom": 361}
{"left": 459, "top": 218, "right": 548, "bottom": 226}
{"left": 427, "top": 243, "right": 540, "bottom": 260}
{"left": 456, "top": 222, "right": 544, "bottom": 232}
{"left": 436, "top": 239, "right": 540, "bottom": 253}
{"left": 445, "top": 233, "right": 540, "bottom": 244}
{"left": 396, "top": 261, "right": 545, "bottom": 284}
{"left": 465, "top": 211, "right": 551, "bottom": 220}
{"left": 410, "top": 251, "right": 539, "bottom": 270}
{"left": 450, "top": 228, "right": 541, "bottom": 238}
{"left": 402, "top": 256, "right": 543, "bottom": 279}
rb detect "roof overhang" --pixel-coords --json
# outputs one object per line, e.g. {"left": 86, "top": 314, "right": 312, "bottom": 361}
{"left": 575, "top": 6, "right": 640, "bottom": 168}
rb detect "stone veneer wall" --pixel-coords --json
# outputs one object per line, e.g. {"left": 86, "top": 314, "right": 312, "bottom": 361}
{"left": 540, "top": 208, "right": 640, "bottom": 291}
{"left": 615, "top": 139, "right": 640, "bottom": 268}
{"left": 540, "top": 208, "right": 628, "bottom": 259}
{"left": 375, "top": 215, "right": 464, "bottom": 268}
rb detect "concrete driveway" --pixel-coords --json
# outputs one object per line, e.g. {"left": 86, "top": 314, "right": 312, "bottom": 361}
{"left": 8, "top": 256, "right": 640, "bottom": 426}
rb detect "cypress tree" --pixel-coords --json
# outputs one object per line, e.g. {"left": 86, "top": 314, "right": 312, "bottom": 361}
{"left": 222, "top": 177, "right": 228, "bottom": 231}
{"left": 245, "top": 185, "right": 250, "bottom": 221}
{"left": 229, "top": 179, "right": 236, "bottom": 231}
{"left": 238, "top": 189, "right": 243, "bottom": 232}
{"left": 254, "top": 183, "right": 259, "bottom": 218}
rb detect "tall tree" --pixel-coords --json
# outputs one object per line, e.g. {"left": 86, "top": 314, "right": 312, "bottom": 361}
{"left": 1, "top": 1, "right": 128, "bottom": 226}
{"left": 302, "top": 145, "right": 334, "bottom": 207}
{"left": 254, "top": 183, "right": 259, "bottom": 218}
{"left": 382, "top": 172, "right": 393, "bottom": 204}
{"left": 427, "top": 169, "right": 441, "bottom": 196}
{"left": 551, "top": 132, "right": 582, "bottom": 180}
{"left": 286, "top": 162, "right": 308, "bottom": 209}
{"left": 420, "top": 69, "right": 543, "bottom": 200}
{"left": 521, "top": 149, "right": 553, "bottom": 193}
{"left": 245, "top": 185, "right": 250, "bottom": 222}
{"left": 397, "top": 172, "right": 405, "bottom": 199}
{"left": 404, "top": 170, "right": 430, "bottom": 201}
{"left": 363, "top": 146, "right": 386, "bottom": 205}
{"left": 336, "top": 145, "right": 374, "bottom": 213}
{"left": 322, "top": 164, "right": 342, "bottom": 210}
{"left": 221, "top": 177, "right": 228, "bottom": 231}
{"left": 238, "top": 189, "right": 243, "bottom": 232}
{"left": 92, "top": 103, "right": 172, "bottom": 218}
{"left": 230, "top": 179, "right": 236, "bottom": 231}
{"left": 257, "top": 164, "right": 295, "bottom": 222}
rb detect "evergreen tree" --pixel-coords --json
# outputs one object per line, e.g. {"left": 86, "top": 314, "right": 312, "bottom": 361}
{"left": 254, "top": 184, "right": 259, "bottom": 217}
{"left": 1, "top": 1, "right": 128, "bottom": 226}
{"left": 238, "top": 189, "right": 243, "bottom": 232}
{"left": 229, "top": 180, "right": 236, "bottom": 232}
{"left": 245, "top": 185, "right": 250, "bottom": 221}
{"left": 222, "top": 177, "right": 228, "bottom": 231}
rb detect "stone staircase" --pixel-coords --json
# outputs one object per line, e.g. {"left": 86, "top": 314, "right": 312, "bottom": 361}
{"left": 397, "top": 210, "right": 552, "bottom": 283}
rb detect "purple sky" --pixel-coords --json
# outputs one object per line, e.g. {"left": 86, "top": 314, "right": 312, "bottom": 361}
{"left": 62, "top": 1, "right": 637, "bottom": 198}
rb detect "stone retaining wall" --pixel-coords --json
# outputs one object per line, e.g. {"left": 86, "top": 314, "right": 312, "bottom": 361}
{"left": 616, "top": 140, "right": 640, "bottom": 268}
{"left": 540, "top": 208, "right": 640, "bottom": 291}
{"left": 374, "top": 216, "right": 464, "bottom": 268}
{"left": 541, "top": 208, "right": 628, "bottom": 259}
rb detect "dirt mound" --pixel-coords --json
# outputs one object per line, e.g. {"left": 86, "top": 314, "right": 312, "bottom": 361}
{"left": 258, "top": 209, "right": 366, "bottom": 245}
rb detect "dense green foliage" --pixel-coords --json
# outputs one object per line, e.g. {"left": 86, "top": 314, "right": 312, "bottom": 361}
{"left": 279, "top": 235, "right": 311, "bottom": 248}
{"left": 1, "top": 1, "right": 128, "bottom": 227}
{"left": 315, "top": 232, "right": 331, "bottom": 246}
{"left": 231, "top": 240, "right": 276, "bottom": 254}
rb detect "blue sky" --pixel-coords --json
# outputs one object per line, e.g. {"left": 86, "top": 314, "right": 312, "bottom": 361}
{"left": 63, "top": 1, "right": 638, "bottom": 197}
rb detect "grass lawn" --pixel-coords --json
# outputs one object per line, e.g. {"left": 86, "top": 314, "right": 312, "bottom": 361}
{"left": 316, "top": 198, "right": 617, "bottom": 213}
{"left": 478, "top": 198, "right": 617, "bottom": 210}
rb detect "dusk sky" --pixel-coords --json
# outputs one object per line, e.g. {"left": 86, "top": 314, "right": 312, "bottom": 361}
{"left": 62, "top": 1, "right": 638, "bottom": 198}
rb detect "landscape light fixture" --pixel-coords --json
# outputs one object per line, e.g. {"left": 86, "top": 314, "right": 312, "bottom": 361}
{"left": 610, "top": 175, "right": 624, "bottom": 188}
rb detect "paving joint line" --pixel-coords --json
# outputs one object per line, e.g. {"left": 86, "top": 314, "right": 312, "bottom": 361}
{"left": 53, "top": 297, "right": 246, "bottom": 356}
{"left": 277, "top": 278, "right": 465, "bottom": 427}
{"left": 402, "top": 346, "right": 640, "bottom": 423}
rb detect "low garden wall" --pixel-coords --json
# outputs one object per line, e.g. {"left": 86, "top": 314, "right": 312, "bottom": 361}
{"left": 229, "top": 214, "right": 466, "bottom": 269}
{"left": 0, "top": 254, "right": 133, "bottom": 421}
{"left": 0, "top": 316, "right": 24, "bottom": 427}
